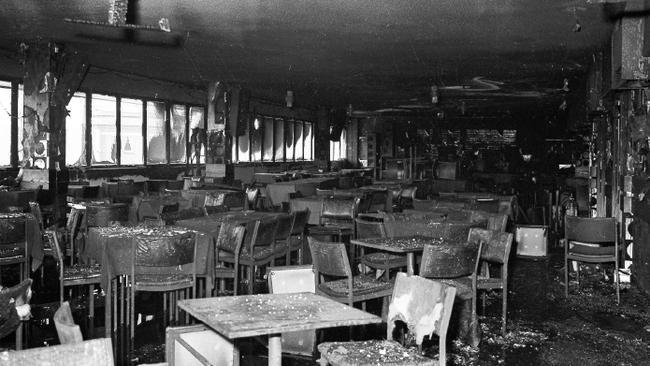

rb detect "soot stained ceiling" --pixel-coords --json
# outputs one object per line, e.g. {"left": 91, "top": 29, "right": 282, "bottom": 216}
{"left": 0, "top": 0, "right": 617, "bottom": 112}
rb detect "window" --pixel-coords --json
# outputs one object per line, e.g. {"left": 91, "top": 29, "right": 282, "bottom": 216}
{"left": 0, "top": 81, "right": 11, "bottom": 166}
{"left": 65, "top": 92, "right": 86, "bottom": 166}
{"left": 189, "top": 106, "right": 205, "bottom": 164}
{"left": 146, "top": 101, "right": 167, "bottom": 164}
{"left": 304, "top": 122, "right": 313, "bottom": 160}
{"left": 274, "top": 118, "right": 284, "bottom": 161}
{"left": 17, "top": 85, "right": 23, "bottom": 163}
{"left": 330, "top": 128, "right": 347, "bottom": 161}
{"left": 285, "top": 119, "right": 294, "bottom": 161}
{"left": 295, "top": 121, "right": 304, "bottom": 160}
{"left": 263, "top": 117, "right": 274, "bottom": 161}
{"left": 251, "top": 117, "right": 262, "bottom": 162}
{"left": 120, "top": 98, "right": 144, "bottom": 165}
{"left": 170, "top": 104, "right": 187, "bottom": 164}
{"left": 91, "top": 94, "right": 117, "bottom": 165}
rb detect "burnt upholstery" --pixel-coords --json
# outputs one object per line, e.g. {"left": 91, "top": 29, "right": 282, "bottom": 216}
{"left": 318, "top": 273, "right": 457, "bottom": 366}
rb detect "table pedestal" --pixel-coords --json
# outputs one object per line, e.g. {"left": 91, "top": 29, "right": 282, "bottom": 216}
{"left": 268, "top": 334, "right": 282, "bottom": 366}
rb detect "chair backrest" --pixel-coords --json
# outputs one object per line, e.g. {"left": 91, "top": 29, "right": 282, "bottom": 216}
{"left": 267, "top": 265, "right": 316, "bottom": 294}
{"left": 400, "top": 186, "right": 418, "bottom": 200}
{"left": 321, "top": 197, "right": 359, "bottom": 221}
{"left": 243, "top": 219, "right": 278, "bottom": 252}
{"left": 290, "top": 208, "right": 310, "bottom": 235}
{"left": 419, "top": 241, "right": 482, "bottom": 279}
{"left": 387, "top": 273, "right": 456, "bottom": 349}
{"left": 46, "top": 230, "right": 65, "bottom": 267}
{"left": 564, "top": 216, "right": 618, "bottom": 244}
{"left": 133, "top": 231, "right": 196, "bottom": 268}
{"left": 159, "top": 202, "right": 180, "bottom": 215}
{"left": 245, "top": 187, "right": 260, "bottom": 209}
{"left": 274, "top": 214, "right": 294, "bottom": 241}
{"left": 54, "top": 301, "right": 83, "bottom": 344}
{"left": 28, "top": 201, "right": 45, "bottom": 234}
{"left": 355, "top": 218, "right": 386, "bottom": 239}
{"left": 316, "top": 188, "right": 335, "bottom": 197}
{"left": 215, "top": 223, "right": 246, "bottom": 255}
{"left": 467, "top": 228, "right": 513, "bottom": 265}
{"left": 468, "top": 211, "right": 508, "bottom": 232}
{"left": 307, "top": 236, "right": 352, "bottom": 279}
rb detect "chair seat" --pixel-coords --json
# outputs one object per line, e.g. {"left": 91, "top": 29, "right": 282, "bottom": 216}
{"left": 438, "top": 277, "right": 472, "bottom": 299}
{"left": 214, "top": 265, "right": 235, "bottom": 278}
{"left": 63, "top": 264, "right": 102, "bottom": 281}
{"left": 0, "top": 245, "right": 25, "bottom": 260}
{"left": 477, "top": 277, "right": 504, "bottom": 290}
{"left": 318, "top": 340, "right": 437, "bottom": 366}
{"left": 220, "top": 245, "right": 285, "bottom": 262}
{"left": 134, "top": 273, "right": 193, "bottom": 287}
{"left": 569, "top": 241, "right": 616, "bottom": 256}
{"left": 318, "top": 274, "right": 394, "bottom": 297}
{"left": 361, "top": 252, "right": 407, "bottom": 268}
{"left": 309, "top": 225, "right": 353, "bottom": 236}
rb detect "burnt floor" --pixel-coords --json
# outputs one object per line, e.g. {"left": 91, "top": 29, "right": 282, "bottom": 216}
{"left": 3, "top": 247, "right": 650, "bottom": 366}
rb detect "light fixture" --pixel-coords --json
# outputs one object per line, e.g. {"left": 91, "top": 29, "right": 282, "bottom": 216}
{"left": 253, "top": 118, "right": 260, "bottom": 130}
{"left": 431, "top": 86, "right": 439, "bottom": 104}
{"left": 285, "top": 90, "right": 294, "bottom": 108}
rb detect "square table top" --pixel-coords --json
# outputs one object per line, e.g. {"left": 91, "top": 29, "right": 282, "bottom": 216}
{"left": 178, "top": 292, "right": 382, "bottom": 339}
{"left": 351, "top": 235, "right": 444, "bottom": 253}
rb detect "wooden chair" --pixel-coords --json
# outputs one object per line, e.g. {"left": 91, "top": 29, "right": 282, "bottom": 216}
{"left": 46, "top": 230, "right": 102, "bottom": 337}
{"left": 214, "top": 223, "right": 246, "bottom": 296}
{"left": 309, "top": 197, "right": 359, "bottom": 243}
{"left": 419, "top": 241, "right": 483, "bottom": 347}
{"left": 219, "top": 218, "right": 280, "bottom": 294}
{"left": 0, "top": 213, "right": 29, "bottom": 284}
{"left": 129, "top": 231, "right": 198, "bottom": 353}
{"left": 318, "top": 273, "right": 457, "bottom": 366}
{"left": 308, "top": 237, "right": 393, "bottom": 312}
{"left": 356, "top": 218, "right": 407, "bottom": 281}
{"left": 564, "top": 216, "right": 620, "bottom": 304}
{"left": 468, "top": 228, "right": 513, "bottom": 334}
{"left": 398, "top": 186, "right": 418, "bottom": 209}
{"left": 53, "top": 301, "right": 83, "bottom": 344}
{"left": 267, "top": 265, "right": 317, "bottom": 357}
{"left": 272, "top": 213, "right": 294, "bottom": 265}
{"left": 286, "top": 208, "right": 310, "bottom": 265}
{"left": 245, "top": 186, "right": 260, "bottom": 210}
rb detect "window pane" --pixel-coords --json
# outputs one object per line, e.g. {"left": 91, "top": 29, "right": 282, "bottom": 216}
{"left": 304, "top": 122, "right": 312, "bottom": 160}
{"left": 120, "top": 98, "right": 143, "bottom": 165}
{"left": 17, "top": 85, "right": 23, "bottom": 163}
{"left": 340, "top": 128, "right": 347, "bottom": 159}
{"left": 274, "top": 118, "right": 284, "bottom": 161}
{"left": 0, "top": 81, "right": 10, "bottom": 166}
{"left": 294, "top": 121, "right": 303, "bottom": 160}
{"left": 251, "top": 117, "right": 262, "bottom": 162}
{"left": 238, "top": 123, "right": 250, "bottom": 162}
{"left": 170, "top": 104, "right": 187, "bottom": 164}
{"left": 146, "top": 101, "right": 167, "bottom": 164}
{"left": 91, "top": 94, "right": 117, "bottom": 165}
{"left": 189, "top": 106, "right": 205, "bottom": 164}
{"left": 65, "top": 92, "right": 86, "bottom": 166}
{"left": 285, "top": 119, "right": 294, "bottom": 161}
{"left": 263, "top": 117, "right": 274, "bottom": 161}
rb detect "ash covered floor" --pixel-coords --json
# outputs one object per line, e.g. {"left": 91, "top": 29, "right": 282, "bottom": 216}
{"left": 3, "top": 247, "right": 650, "bottom": 366}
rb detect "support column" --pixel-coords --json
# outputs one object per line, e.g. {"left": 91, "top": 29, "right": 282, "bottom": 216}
{"left": 21, "top": 42, "right": 87, "bottom": 221}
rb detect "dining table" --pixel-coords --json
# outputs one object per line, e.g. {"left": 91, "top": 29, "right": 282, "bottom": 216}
{"left": 178, "top": 292, "right": 382, "bottom": 366}
{"left": 266, "top": 177, "right": 337, "bottom": 206}
{"left": 350, "top": 235, "right": 442, "bottom": 276}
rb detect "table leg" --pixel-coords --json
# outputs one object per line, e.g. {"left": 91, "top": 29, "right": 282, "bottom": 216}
{"left": 268, "top": 334, "right": 282, "bottom": 366}
{"left": 406, "top": 253, "right": 415, "bottom": 276}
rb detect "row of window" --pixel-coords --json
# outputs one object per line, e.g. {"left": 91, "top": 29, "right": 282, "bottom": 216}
{"left": 0, "top": 79, "right": 205, "bottom": 167}
{"left": 233, "top": 116, "right": 315, "bottom": 163}
{"left": 66, "top": 92, "right": 205, "bottom": 166}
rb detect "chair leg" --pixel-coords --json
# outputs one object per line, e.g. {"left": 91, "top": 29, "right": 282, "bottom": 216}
{"left": 501, "top": 288, "right": 507, "bottom": 335}
{"left": 576, "top": 262, "right": 580, "bottom": 291}
{"left": 247, "top": 266, "right": 254, "bottom": 294}
{"left": 15, "top": 322, "right": 22, "bottom": 350}
{"left": 615, "top": 262, "right": 621, "bottom": 305}
{"left": 564, "top": 257, "right": 569, "bottom": 298}
{"left": 88, "top": 284, "right": 95, "bottom": 338}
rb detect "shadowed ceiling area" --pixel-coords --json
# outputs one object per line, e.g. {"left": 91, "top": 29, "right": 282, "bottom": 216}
{"left": 0, "top": 0, "right": 617, "bottom": 111}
